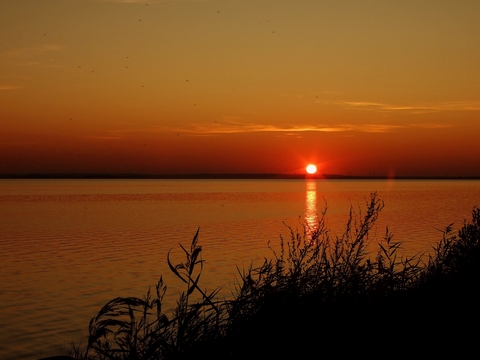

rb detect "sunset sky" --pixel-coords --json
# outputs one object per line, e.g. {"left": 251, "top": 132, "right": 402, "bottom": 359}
{"left": 1, "top": 0, "right": 479, "bottom": 176}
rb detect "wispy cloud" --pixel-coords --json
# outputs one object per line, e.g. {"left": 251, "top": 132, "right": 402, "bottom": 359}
{"left": 165, "top": 120, "right": 407, "bottom": 135}
{"left": 82, "top": 135, "right": 126, "bottom": 141}
{"left": 99, "top": 0, "right": 158, "bottom": 3}
{"left": 327, "top": 100, "right": 480, "bottom": 113}
{"left": 414, "top": 123, "right": 451, "bottom": 129}
{"left": 1, "top": 45, "right": 61, "bottom": 59}
{"left": 77, "top": 118, "right": 452, "bottom": 140}
{"left": 98, "top": 0, "right": 209, "bottom": 3}
{"left": 0, "top": 85, "right": 22, "bottom": 90}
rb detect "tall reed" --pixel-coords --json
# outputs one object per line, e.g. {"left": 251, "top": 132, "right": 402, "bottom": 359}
{"left": 70, "top": 193, "right": 480, "bottom": 359}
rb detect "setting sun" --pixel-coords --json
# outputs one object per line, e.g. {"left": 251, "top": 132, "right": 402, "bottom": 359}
{"left": 306, "top": 164, "right": 317, "bottom": 174}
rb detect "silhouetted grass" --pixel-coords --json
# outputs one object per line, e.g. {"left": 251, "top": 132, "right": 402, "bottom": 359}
{"left": 67, "top": 193, "right": 480, "bottom": 360}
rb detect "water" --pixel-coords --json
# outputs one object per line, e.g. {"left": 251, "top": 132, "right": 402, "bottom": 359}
{"left": 1, "top": 179, "right": 479, "bottom": 359}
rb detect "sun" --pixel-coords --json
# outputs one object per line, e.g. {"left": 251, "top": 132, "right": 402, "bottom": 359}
{"left": 306, "top": 164, "right": 317, "bottom": 174}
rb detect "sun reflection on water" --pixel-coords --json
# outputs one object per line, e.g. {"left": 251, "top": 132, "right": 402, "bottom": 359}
{"left": 305, "top": 180, "right": 318, "bottom": 236}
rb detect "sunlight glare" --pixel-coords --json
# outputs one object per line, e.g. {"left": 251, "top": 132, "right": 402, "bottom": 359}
{"left": 306, "top": 164, "right": 317, "bottom": 174}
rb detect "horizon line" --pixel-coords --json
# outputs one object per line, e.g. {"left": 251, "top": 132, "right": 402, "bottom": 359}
{"left": 1, "top": 173, "right": 480, "bottom": 180}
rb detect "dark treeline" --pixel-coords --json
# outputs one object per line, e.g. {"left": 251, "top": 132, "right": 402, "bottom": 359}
{"left": 4, "top": 173, "right": 480, "bottom": 180}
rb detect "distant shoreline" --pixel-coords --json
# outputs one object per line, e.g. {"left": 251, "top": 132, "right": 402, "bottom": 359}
{"left": 1, "top": 173, "right": 480, "bottom": 180}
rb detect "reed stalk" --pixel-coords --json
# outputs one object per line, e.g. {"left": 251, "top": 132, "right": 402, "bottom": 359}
{"left": 69, "top": 193, "right": 480, "bottom": 359}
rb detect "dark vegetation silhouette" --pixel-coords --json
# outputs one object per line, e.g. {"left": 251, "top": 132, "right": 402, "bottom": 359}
{"left": 61, "top": 193, "right": 479, "bottom": 359}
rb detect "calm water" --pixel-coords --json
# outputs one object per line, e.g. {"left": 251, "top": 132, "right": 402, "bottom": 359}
{"left": 1, "top": 179, "right": 479, "bottom": 359}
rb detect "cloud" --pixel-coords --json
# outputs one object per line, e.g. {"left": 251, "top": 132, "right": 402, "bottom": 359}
{"left": 413, "top": 123, "right": 451, "bottom": 129}
{"left": 0, "top": 140, "right": 36, "bottom": 146}
{"left": 0, "top": 85, "right": 22, "bottom": 90}
{"left": 83, "top": 135, "right": 126, "bottom": 141}
{"left": 80, "top": 129, "right": 136, "bottom": 141}
{"left": 169, "top": 120, "right": 407, "bottom": 135}
{"left": 76, "top": 118, "right": 452, "bottom": 140}
{"left": 98, "top": 0, "right": 209, "bottom": 3}
{"left": 436, "top": 101, "right": 480, "bottom": 111}
{"left": 329, "top": 100, "right": 480, "bottom": 113}
{"left": 99, "top": 0, "right": 158, "bottom": 3}
{"left": 1, "top": 45, "right": 61, "bottom": 59}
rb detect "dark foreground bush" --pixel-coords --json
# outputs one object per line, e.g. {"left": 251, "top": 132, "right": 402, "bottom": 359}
{"left": 68, "top": 193, "right": 480, "bottom": 360}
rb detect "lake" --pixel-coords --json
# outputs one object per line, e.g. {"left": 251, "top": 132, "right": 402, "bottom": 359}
{"left": 1, "top": 179, "right": 479, "bottom": 359}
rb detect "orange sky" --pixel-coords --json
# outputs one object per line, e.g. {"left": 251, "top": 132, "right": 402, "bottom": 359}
{"left": 1, "top": 0, "right": 479, "bottom": 176}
